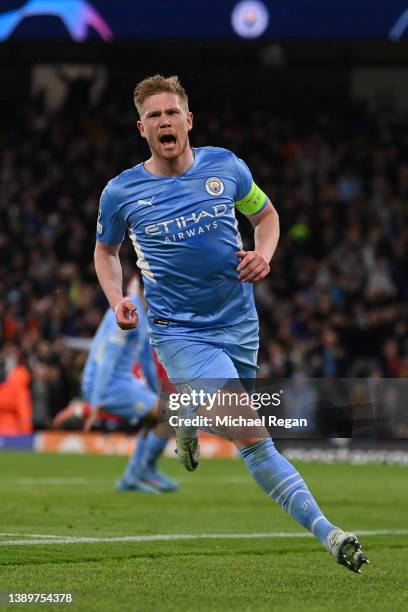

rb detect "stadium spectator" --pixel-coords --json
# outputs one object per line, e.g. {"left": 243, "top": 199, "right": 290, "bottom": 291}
{"left": 0, "top": 358, "right": 32, "bottom": 435}
{"left": 0, "top": 86, "right": 406, "bottom": 431}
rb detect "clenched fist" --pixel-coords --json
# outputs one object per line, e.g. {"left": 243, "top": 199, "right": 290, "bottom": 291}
{"left": 114, "top": 298, "right": 138, "bottom": 329}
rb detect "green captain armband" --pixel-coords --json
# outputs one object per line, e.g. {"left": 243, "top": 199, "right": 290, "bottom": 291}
{"left": 235, "top": 181, "right": 268, "bottom": 216}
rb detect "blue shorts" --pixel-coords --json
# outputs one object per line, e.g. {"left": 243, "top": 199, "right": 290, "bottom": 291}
{"left": 150, "top": 317, "right": 259, "bottom": 388}
{"left": 150, "top": 317, "right": 259, "bottom": 436}
{"left": 83, "top": 379, "right": 156, "bottom": 425}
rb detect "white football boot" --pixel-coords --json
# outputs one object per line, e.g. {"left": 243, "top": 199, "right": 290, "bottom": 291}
{"left": 327, "top": 528, "right": 369, "bottom": 573}
{"left": 175, "top": 429, "right": 200, "bottom": 471}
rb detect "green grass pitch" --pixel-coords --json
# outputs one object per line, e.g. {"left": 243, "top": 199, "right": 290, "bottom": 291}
{"left": 0, "top": 451, "right": 407, "bottom": 611}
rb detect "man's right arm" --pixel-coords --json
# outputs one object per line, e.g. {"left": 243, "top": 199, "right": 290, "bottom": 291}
{"left": 94, "top": 241, "right": 138, "bottom": 329}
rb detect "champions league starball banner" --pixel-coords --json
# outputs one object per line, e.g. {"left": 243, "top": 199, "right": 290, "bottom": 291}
{"left": 1, "top": 0, "right": 408, "bottom": 42}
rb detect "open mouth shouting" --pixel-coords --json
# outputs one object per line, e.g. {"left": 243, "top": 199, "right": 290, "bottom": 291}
{"left": 159, "top": 133, "right": 177, "bottom": 151}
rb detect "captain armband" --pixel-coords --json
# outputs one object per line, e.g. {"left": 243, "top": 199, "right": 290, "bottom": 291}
{"left": 235, "top": 181, "right": 268, "bottom": 216}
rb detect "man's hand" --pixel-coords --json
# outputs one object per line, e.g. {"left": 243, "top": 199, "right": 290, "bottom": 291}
{"left": 114, "top": 298, "right": 139, "bottom": 329}
{"left": 236, "top": 250, "right": 270, "bottom": 283}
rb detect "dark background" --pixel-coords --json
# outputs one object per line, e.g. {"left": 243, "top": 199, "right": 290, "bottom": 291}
{"left": 0, "top": 1, "right": 407, "bottom": 432}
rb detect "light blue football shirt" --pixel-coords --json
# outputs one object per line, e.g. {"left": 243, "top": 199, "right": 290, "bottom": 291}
{"left": 81, "top": 295, "right": 157, "bottom": 406}
{"left": 96, "top": 147, "right": 267, "bottom": 329}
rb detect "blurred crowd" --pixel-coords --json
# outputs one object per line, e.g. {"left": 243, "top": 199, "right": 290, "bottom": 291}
{"left": 0, "top": 80, "right": 407, "bottom": 430}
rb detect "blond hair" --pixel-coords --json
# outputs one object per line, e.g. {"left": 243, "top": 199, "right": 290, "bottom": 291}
{"left": 133, "top": 74, "right": 189, "bottom": 116}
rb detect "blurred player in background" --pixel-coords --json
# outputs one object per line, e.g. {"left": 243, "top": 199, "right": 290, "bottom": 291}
{"left": 93, "top": 75, "right": 368, "bottom": 572}
{"left": 79, "top": 275, "right": 177, "bottom": 493}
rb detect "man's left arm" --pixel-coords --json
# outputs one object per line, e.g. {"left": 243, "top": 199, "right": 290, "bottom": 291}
{"left": 237, "top": 201, "right": 280, "bottom": 283}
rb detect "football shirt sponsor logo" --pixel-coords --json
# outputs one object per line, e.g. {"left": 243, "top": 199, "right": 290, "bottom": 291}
{"left": 144, "top": 204, "right": 227, "bottom": 236}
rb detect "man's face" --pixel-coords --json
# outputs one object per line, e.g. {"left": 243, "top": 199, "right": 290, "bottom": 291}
{"left": 137, "top": 92, "right": 193, "bottom": 160}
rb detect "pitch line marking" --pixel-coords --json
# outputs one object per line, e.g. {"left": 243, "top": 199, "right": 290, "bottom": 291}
{"left": 0, "top": 533, "right": 69, "bottom": 539}
{"left": 1, "top": 529, "right": 408, "bottom": 546}
{"left": 0, "top": 478, "right": 91, "bottom": 485}
{"left": 0, "top": 476, "right": 252, "bottom": 486}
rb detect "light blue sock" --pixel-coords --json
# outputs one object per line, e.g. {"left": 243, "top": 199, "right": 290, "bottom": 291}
{"left": 142, "top": 431, "right": 168, "bottom": 469}
{"left": 122, "top": 431, "right": 147, "bottom": 480}
{"left": 239, "top": 439, "right": 336, "bottom": 548}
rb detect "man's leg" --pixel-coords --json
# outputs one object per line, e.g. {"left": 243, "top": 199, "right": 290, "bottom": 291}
{"left": 117, "top": 427, "right": 159, "bottom": 493}
{"left": 224, "top": 325, "right": 364, "bottom": 571}
{"left": 236, "top": 436, "right": 368, "bottom": 572}
{"left": 153, "top": 334, "right": 239, "bottom": 471}
{"left": 153, "top": 327, "right": 368, "bottom": 571}
{"left": 138, "top": 428, "right": 179, "bottom": 492}
{"left": 102, "top": 382, "right": 178, "bottom": 492}
{"left": 117, "top": 420, "right": 178, "bottom": 493}
{"left": 238, "top": 437, "right": 335, "bottom": 543}
{"left": 231, "top": 359, "right": 368, "bottom": 571}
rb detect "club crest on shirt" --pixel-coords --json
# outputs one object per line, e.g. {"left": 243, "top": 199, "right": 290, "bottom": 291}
{"left": 205, "top": 177, "right": 224, "bottom": 196}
